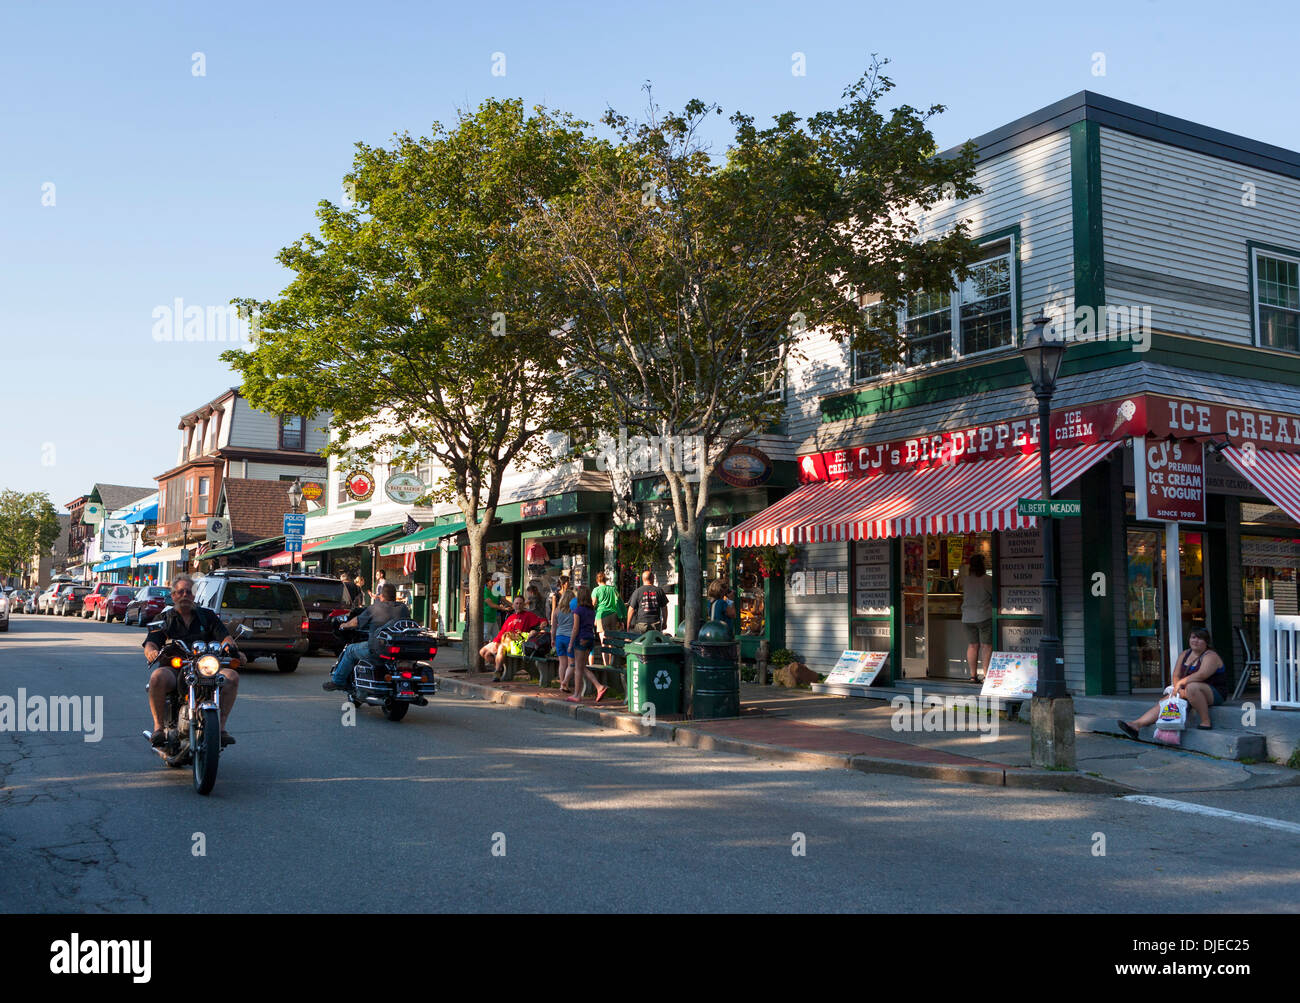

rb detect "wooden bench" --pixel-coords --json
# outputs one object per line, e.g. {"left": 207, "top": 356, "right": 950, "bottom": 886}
{"left": 499, "top": 635, "right": 630, "bottom": 696}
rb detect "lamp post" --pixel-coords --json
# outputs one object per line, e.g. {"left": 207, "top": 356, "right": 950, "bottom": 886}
{"left": 1020, "top": 314, "right": 1073, "bottom": 768}
{"left": 180, "top": 510, "right": 191, "bottom": 575}
{"left": 287, "top": 482, "right": 304, "bottom": 574}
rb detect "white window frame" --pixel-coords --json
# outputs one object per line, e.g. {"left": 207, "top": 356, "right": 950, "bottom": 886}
{"left": 852, "top": 233, "right": 1018, "bottom": 384}
{"left": 1252, "top": 245, "right": 1300, "bottom": 354}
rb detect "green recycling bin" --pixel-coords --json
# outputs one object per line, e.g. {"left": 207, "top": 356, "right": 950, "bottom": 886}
{"left": 690, "top": 619, "right": 740, "bottom": 719}
{"left": 625, "top": 630, "right": 683, "bottom": 716}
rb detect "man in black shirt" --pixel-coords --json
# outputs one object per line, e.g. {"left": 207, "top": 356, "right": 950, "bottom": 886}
{"left": 144, "top": 576, "right": 241, "bottom": 747}
{"left": 626, "top": 570, "right": 669, "bottom": 634}
{"left": 323, "top": 583, "right": 412, "bottom": 691}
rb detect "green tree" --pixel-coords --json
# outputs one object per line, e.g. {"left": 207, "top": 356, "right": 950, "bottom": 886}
{"left": 529, "top": 61, "right": 983, "bottom": 644}
{"left": 0, "top": 490, "right": 61, "bottom": 582}
{"left": 222, "top": 99, "right": 591, "bottom": 668}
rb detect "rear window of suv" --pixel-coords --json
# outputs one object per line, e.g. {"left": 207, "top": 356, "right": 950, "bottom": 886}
{"left": 219, "top": 582, "right": 302, "bottom": 612}
{"left": 292, "top": 580, "right": 347, "bottom": 605}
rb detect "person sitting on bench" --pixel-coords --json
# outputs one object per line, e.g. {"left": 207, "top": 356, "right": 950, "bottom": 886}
{"left": 481, "top": 595, "right": 547, "bottom": 682}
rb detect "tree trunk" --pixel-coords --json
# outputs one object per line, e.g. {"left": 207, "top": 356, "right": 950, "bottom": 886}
{"left": 462, "top": 520, "right": 487, "bottom": 672}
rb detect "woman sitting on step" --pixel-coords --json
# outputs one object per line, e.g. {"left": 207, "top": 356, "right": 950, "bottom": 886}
{"left": 1118, "top": 628, "right": 1227, "bottom": 739}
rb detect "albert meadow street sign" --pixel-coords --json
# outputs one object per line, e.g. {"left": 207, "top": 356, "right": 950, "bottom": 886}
{"left": 1016, "top": 499, "right": 1082, "bottom": 517}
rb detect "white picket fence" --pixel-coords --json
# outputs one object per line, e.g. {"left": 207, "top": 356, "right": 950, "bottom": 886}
{"left": 1260, "top": 599, "right": 1300, "bottom": 710}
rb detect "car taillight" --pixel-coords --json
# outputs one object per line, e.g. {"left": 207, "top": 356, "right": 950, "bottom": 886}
{"left": 429, "top": 647, "right": 437, "bottom": 656}
{"left": 301, "top": 620, "right": 309, "bottom": 631}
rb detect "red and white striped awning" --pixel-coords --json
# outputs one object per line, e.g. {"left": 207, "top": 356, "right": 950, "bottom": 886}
{"left": 725, "top": 441, "right": 1121, "bottom": 546}
{"left": 1220, "top": 446, "right": 1300, "bottom": 525}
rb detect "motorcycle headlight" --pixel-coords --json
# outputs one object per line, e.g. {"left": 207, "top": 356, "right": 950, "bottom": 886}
{"left": 196, "top": 655, "right": 221, "bottom": 677}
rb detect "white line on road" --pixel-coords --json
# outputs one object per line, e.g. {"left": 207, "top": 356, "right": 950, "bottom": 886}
{"left": 1121, "top": 795, "right": 1300, "bottom": 835}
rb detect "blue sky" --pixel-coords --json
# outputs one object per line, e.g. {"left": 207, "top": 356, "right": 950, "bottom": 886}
{"left": 3, "top": 0, "right": 1298, "bottom": 508}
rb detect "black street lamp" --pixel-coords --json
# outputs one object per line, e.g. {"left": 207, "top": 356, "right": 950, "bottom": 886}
{"left": 180, "top": 510, "right": 192, "bottom": 574}
{"left": 1020, "top": 314, "right": 1072, "bottom": 767}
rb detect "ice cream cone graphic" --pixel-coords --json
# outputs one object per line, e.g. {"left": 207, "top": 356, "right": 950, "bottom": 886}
{"left": 1109, "top": 399, "right": 1137, "bottom": 436}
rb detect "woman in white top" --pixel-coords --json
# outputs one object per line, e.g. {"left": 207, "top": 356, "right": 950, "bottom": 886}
{"left": 959, "top": 554, "right": 994, "bottom": 683}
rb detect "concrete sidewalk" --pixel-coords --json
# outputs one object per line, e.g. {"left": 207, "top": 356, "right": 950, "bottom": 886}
{"left": 435, "top": 669, "right": 1300, "bottom": 795}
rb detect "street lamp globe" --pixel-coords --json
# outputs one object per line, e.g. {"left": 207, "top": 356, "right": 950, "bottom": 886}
{"left": 1020, "top": 314, "right": 1067, "bottom": 396}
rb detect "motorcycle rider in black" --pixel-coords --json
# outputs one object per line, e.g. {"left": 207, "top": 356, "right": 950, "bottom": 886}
{"left": 143, "top": 576, "right": 241, "bottom": 747}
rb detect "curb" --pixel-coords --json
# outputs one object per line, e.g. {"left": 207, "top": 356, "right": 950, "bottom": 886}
{"left": 435, "top": 674, "right": 1135, "bottom": 794}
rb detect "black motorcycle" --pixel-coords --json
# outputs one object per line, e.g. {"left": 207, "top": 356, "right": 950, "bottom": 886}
{"left": 330, "top": 612, "right": 438, "bottom": 722}
{"left": 142, "top": 638, "right": 240, "bottom": 795}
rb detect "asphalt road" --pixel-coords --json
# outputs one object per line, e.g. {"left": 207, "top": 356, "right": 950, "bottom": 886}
{"left": 2, "top": 614, "right": 1299, "bottom": 912}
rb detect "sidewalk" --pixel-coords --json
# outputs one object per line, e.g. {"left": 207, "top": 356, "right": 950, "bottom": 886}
{"left": 435, "top": 669, "right": 1300, "bottom": 795}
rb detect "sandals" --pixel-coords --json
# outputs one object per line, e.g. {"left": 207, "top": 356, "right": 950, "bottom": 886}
{"left": 1117, "top": 720, "right": 1140, "bottom": 740}
{"left": 594, "top": 685, "right": 608, "bottom": 703}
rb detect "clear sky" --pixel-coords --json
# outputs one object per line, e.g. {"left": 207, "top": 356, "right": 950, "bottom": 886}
{"left": 3, "top": 0, "right": 1298, "bottom": 509}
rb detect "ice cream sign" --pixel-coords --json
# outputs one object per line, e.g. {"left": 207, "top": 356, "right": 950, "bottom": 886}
{"left": 1134, "top": 437, "right": 1205, "bottom": 523}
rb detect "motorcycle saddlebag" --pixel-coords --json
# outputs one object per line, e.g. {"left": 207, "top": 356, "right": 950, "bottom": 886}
{"left": 369, "top": 619, "right": 439, "bottom": 662}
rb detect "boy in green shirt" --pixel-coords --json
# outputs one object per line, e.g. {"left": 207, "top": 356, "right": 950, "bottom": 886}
{"left": 591, "top": 571, "right": 622, "bottom": 666}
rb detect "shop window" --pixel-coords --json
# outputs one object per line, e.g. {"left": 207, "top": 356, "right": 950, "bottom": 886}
{"left": 523, "top": 536, "right": 587, "bottom": 602}
{"left": 733, "top": 550, "right": 766, "bottom": 637}
{"left": 1253, "top": 247, "right": 1300, "bottom": 353}
{"left": 197, "top": 477, "right": 209, "bottom": 514}
{"left": 1241, "top": 536, "right": 1300, "bottom": 646}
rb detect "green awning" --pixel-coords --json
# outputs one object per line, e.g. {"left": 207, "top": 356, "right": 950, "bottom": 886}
{"left": 307, "top": 523, "right": 404, "bottom": 554}
{"left": 201, "top": 536, "right": 284, "bottom": 561}
{"left": 378, "top": 520, "right": 466, "bottom": 556}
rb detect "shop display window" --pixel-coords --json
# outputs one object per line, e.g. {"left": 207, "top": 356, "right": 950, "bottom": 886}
{"left": 733, "top": 550, "right": 766, "bottom": 636}
{"left": 524, "top": 536, "right": 587, "bottom": 603}
{"left": 1242, "top": 536, "right": 1300, "bottom": 643}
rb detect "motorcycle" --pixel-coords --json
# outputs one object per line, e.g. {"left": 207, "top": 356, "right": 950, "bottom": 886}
{"left": 330, "top": 610, "right": 438, "bottom": 722}
{"left": 141, "top": 634, "right": 242, "bottom": 795}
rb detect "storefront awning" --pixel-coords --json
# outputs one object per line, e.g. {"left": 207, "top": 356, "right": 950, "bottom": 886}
{"left": 1220, "top": 447, "right": 1300, "bottom": 525}
{"left": 137, "top": 546, "right": 185, "bottom": 565}
{"left": 307, "top": 523, "right": 404, "bottom": 555}
{"left": 93, "top": 548, "right": 158, "bottom": 572}
{"left": 259, "top": 538, "right": 330, "bottom": 568}
{"left": 378, "top": 521, "right": 466, "bottom": 556}
{"left": 726, "top": 441, "right": 1121, "bottom": 545}
{"left": 202, "top": 536, "right": 284, "bottom": 561}
{"left": 120, "top": 501, "right": 159, "bottom": 524}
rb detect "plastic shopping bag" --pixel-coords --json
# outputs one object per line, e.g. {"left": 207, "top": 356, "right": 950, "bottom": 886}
{"left": 501, "top": 631, "right": 526, "bottom": 657}
{"left": 1156, "top": 692, "right": 1188, "bottom": 732}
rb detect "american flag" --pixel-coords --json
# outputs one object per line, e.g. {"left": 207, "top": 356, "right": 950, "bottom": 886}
{"left": 402, "top": 548, "right": 417, "bottom": 576}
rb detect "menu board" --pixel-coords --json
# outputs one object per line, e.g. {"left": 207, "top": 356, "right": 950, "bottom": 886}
{"left": 854, "top": 537, "right": 892, "bottom": 616}
{"left": 856, "top": 564, "right": 889, "bottom": 590}
{"left": 981, "top": 651, "right": 1038, "bottom": 700}
{"left": 823, "top": 650, "right": 889, "bottom": 686}
{"left": 998, "top": 528, "right": 1043, "bottom": 616}
{"left": 1000, "top": 623, "right": 1043, "bottom": 653}
{"left": 855, "top": 590, "right": 891, "bottom": 616}
{"left": 856, "top": 540, "right": 890, "bottom": 565}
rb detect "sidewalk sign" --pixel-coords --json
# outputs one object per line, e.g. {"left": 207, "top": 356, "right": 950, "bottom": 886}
{"left": 980, "top": 651, "right": 1038, "bottom": 700}
{"left": 823, "top": 650, "right": 888, "bottom": 686}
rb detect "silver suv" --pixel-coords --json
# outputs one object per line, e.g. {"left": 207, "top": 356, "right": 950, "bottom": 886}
{"left": 190, "top": 570, "right": 309, "bottom": 672}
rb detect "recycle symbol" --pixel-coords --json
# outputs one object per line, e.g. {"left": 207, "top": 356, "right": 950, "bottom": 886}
{"left": 653, "top": 669, "right": 671, "bottom": 690}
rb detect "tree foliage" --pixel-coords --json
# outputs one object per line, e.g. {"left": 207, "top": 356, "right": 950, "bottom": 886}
{"left": 527, "top": 60, "right": 983, "bottom": 639}
{"left": 221, "top": 99, "right": 592, "bottom": 665}
{"left": 0, "top": 490, "right": 61, "bottom": 577}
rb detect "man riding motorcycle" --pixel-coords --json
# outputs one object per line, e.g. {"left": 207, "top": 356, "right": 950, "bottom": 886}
{"left": 322, "top": 583, "right": 411, "bottom": 692}
{"left": 143, "top": 576, "right": 241, "bottom": 747}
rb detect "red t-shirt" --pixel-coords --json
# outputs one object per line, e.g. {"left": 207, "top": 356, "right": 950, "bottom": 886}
{"left": 493, "top": 610, "right": 546, "bottom": 644}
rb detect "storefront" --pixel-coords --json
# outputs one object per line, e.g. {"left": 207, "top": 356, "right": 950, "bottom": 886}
{"left": 732, "top": 385, "right": 1300, "bottom": 696}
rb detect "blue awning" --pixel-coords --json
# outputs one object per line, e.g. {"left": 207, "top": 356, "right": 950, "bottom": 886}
{"left": 93, "top": 549, "right": 158, "bottom": 572}
{"left": 121, "top": 502, "right": 159, "bottom": 524}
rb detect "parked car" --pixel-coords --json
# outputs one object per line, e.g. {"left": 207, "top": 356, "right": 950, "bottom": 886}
{"left": 191, "top": 570, "right": 309, "bottom": 672}
{"left": 56, "top": 585, "right": 94, "bottom": 616}
{"left": 24, "top": 592, "right": 40, "bottom": 614}
{"left": 42, "top": 583, "right": 76, "bottom": 614}
{"left": 0, "top": 591, "right": 10, "bottom": 632}
{"left": 99, "top": 585, "right": 139, "bottom": 623}
{"left": 284, "top": 573, "right": 356, "bottom": 655}
{"left": 81, "top": 582, "right": 119, "bottom": 619}
{"left": 3, "top": 589, "right": 27, "bottom": 615}
{"left": 124, "top": 586, "right": 172, "bottom": 627}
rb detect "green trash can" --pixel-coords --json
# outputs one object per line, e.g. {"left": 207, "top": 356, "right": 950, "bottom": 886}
{"left": 690, "top": 619, "right": 740, "bottom": 719}
{"left": 625, "top": 630, "right": 683, "bottom": 716}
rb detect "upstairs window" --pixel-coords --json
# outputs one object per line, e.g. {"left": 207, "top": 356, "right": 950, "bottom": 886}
{"left": 281, "top": 415, "right": 304, "bottom": 450}
{"left": 197, "top": 476, "right": 210, "bottom": 514}
{"left": 852, "top": 236, "right": 1017, "bottom": 383}
{"left": 1254, "top": 248, "right": 1300, "bottom": 353}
